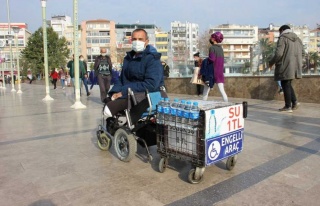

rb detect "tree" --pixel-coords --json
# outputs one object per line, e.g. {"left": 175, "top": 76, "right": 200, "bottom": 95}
{"left": 258, "top": 38, "right": 276, "bottom": 73}
{"left": 198, "top": 29, "right": 211, "bottom": 57}
{"left": 20, "top": 27, "right": 70, "bottom": 78}
{"left": 307, "top": 51, "right": 320, "bottom": 74}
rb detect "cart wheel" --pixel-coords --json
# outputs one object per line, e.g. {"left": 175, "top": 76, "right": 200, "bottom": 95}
{"left": 158, "top": 157, "right": 168, "bottom": 173}
{"left": 188, "top": 168, "right": 204, "bottom": 184}
{"left": 114, "top": 128, "right": 137, "bottom": 162}
{"left": 226, "top": 155, "right": 237, "bottom": 170}
{"left": 97, "top": 131, "right": 111, "bottom": 151}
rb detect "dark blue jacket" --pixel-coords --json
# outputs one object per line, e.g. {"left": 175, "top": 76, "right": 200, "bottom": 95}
{"left": 109, "top": 45, "right": 164, "bottom": 97}
{"left": 111, "top": 69, "right": 120, "bottom": 84}
{"left": 200, "top": 58, "right": 215, "bottom": 88}
{"left": 89, "top": 70, "right": 97, "bottom": 84}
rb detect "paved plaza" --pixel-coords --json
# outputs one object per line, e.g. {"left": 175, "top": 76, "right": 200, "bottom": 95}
{"left": 0, "top": 83, "right": 319, "bottom": 206}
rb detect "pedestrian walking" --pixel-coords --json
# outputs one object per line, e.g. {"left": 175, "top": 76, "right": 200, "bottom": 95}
{"left": 80, "top": 55, "right": 90, "bottom": 96}
{"left": 269, "top": 25, "right": 304, "bottom": 112}
{"left": 67, "top": 55, "right": 86, "bottom": 95}
{"left": 27, "top": 69, "right": 33, "bottom": 84}
{"left": 58, "top": 67, "right": 66, "bottom": 89}
{"left": 93, "top": 48, "right": 113, "bottom": 103}
{"left": 203, "top": 32, "right": 228, "bottom": 102}
{"left": 50, "top": 68, "right": 59, "bottom": 89}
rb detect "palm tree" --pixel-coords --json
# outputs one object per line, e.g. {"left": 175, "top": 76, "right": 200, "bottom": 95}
{"left": 308, "top": 52, "right": 320, "bottom": 74}
{"left": 258, "top": 38, "right": 276, "bottom": 73}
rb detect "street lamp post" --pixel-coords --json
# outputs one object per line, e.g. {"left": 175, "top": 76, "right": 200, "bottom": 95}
{"left": 71, "top": 0, "right": 86, "bottom": 109}
{"left": 41, "top": 0, "right": 53, "bottom": 101}
{"left": 0, "top": 41, "right": 5, "bottom": 89}
{"left": 6, "top": 0, "right": 15, "bottom": 92}
{"left": 12, "top": 27, "right": 22, "bottom": 94}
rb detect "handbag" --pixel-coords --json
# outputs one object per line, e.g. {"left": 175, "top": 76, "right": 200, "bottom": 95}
{"left": 190, "top": 67, "right": 205, "bottom": 85}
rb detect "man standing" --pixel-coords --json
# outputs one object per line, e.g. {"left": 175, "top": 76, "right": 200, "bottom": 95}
{"left": 93, "top": 48, "right": 113, "bottom": 103}
{"left": 269, "top": 25, "right": 304, "bottom": 112}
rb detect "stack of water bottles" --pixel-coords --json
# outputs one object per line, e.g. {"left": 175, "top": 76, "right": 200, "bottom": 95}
{"left": 157, "top": 97, "right": 201, "bottom": 154}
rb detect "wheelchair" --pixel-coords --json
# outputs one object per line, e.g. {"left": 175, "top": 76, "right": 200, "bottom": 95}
{"left": 96, "top": 88, "right": 164, "bottom": 162}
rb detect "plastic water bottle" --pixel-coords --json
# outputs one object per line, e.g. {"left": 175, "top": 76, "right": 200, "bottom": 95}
{"left": 181, "top": 101, "right": 192, "bottom": 129}
{"left": 187, "top": 102, "right": 200, "bottom": 154}
{"left": 168, "top": 98, "right": 179, "bottom": 149}
{"left": 176, "top": 100, "right": 186, "bottom": 128}
{"left": 189, "top": 102, "right": 200, "bottom": 127}
{"left": 169, "top": 98, "right": 179, "bottom": 126}
{"left": 157, "top": 98, "right": 165, "bottom": 125}
{"left": 163, "top": 98, "right": 170, "bottom": 125}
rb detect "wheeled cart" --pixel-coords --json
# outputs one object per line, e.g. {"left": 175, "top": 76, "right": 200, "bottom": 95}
{"left": 157, "top": 100, "right": 248, "bottom": 184}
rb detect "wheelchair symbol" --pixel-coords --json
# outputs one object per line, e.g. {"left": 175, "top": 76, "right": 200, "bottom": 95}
{"left": 208, "top": 140, "right": 221, "bottom": 161}
{"left": 210, "top": 146, "right": 218, "bottom": 159}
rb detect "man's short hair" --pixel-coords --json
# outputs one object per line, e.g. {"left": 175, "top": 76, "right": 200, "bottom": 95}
{"left": 132, "top": 28, "right": 149, "bottom": 40}
{"left": 279, "top": 25, "right": 291, "bottom": 33}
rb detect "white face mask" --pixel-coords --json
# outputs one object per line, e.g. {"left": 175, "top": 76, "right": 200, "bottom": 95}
{"left": 132, "top": 40, "right": 145, "bottom": 52}
{"left": 101, "top": 52, "right": 107, "bottom": 56}
{"left": 80, "top": 58, "right": 84, "bottom": 61}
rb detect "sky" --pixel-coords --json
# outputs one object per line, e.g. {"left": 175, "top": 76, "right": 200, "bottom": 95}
{"left": 1, "top": 0, "right": 319, "bottom": 33}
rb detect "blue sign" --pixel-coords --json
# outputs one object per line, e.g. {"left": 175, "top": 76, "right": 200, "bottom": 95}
{"left": 205, "top": 129, "right": 244, "bottom": 166}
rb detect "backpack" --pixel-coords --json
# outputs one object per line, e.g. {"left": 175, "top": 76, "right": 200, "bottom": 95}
{"left": 98, "top": 56, "right": 110, "bottom": 75}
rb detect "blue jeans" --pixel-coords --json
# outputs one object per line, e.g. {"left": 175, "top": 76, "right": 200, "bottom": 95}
{"left": 82, "top": 77, "right": 89, "bottom": 94}
{"left": 60, "top": 79, "right": 65, "bottom": 88}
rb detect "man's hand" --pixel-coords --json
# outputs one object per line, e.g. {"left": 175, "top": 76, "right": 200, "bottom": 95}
{"left": 111, "top": 92, "right": 122, "bottom": 100}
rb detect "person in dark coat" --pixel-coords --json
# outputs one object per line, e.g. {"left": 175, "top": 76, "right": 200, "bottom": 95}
{"left": 103, "top": 28, "right": 165, "bottom": 118}
{"left": 269, "top": 25, "right": 304, "bottom": 112}
{"left": 93, "top": 48, "right": 113, "bottom": 103}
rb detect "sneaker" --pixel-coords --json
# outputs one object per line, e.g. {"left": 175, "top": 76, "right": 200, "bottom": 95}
{"left": 279, "top": 89, "right": 283, "bottom": 94}
{"left": 87, "top": 92, "right": 91, "bottom": 96}
{"left": 292, "top": 102, "right": 300, "bottom": 110}
{"left": 278, "top": 107, "right": 293, "bottom": 113}
{"left": 62, "top": 87, "right": 65, "bottom": 89}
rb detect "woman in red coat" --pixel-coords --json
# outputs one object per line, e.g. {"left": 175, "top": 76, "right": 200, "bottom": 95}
{"left": 50, "top": 68, "right": 59, "bottom": 89}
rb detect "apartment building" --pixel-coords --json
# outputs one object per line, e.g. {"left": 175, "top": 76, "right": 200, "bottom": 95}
{"left": 81, "top": 19, "right": 116, "bottom": 66}
{"left": 155, "top": 31, "right": 169, "bottom": 61}
{"left": 0, "top": 23, "right": 31, "bottom": 74}
{"left": 309, "top": 27, "right": 320, "bottom": 53}
{"left": 49, "top": 15, "right": 72, "bottom": 38}
{"left": 170, "top": 21, "right": 199, "bottom": 63}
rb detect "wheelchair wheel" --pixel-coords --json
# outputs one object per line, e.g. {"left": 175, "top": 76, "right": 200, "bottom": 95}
{"left": 158, "top": 157, "right": 168, "bottom": 173}
{"left": 97, "top": 130, "right": 111, "bottom": 151}
{"left": 114, "top": 128, "right": 137, "bottom": 162}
